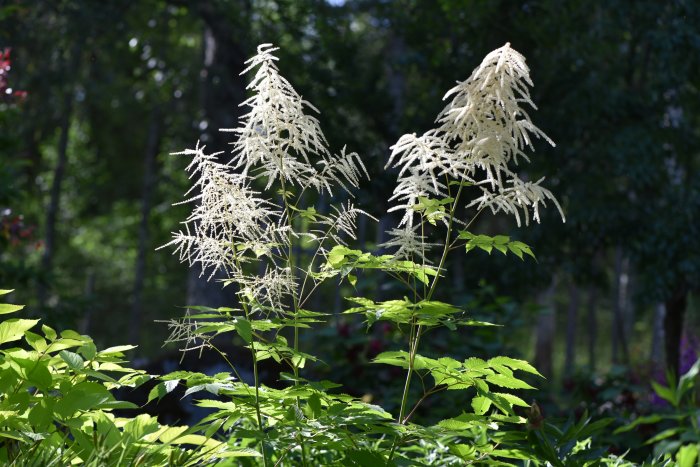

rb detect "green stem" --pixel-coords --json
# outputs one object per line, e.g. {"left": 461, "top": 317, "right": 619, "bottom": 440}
{"left": 240, "top": 300, "right": 269, "bottom": 467}
{"left": 229, "top": 242, "right": 269, "bottom": 467}
{"left": 279, "top": 176, "right": 309, "bottom": 467}
{"left": 389, "top": 182, "right": 468, "bottom": 463}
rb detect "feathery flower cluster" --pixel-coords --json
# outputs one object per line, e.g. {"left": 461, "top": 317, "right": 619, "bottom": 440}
{"left": 158, "top": 141, "right": 286, "bottom": 280}
{"left": 162, "top": 44, "right": 369, "bottom": 313}
{"left": 384, "top": 43, "right": 565, "bottom": 261}
{"left": 223, "top": 44, "right": 367, "bottom": 195}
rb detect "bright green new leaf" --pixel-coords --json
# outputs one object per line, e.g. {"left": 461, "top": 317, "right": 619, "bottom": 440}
{"left": 472, "top": 396, "right": 492, "bottom": 415}
{"left": 0, "top": 303, "right": 23, "bottom": 314}
{"left": 677, "top": 444, "right": 698, "bottom": 467}
{"left": 0, "top": 318, "right": 39, "bottom": 344}
{"left": 97, "top": 344, "right": 138, "bottom": 356}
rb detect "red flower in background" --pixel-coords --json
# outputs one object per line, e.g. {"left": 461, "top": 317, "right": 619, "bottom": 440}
{"left": 0, "top": 48, "right": 27, "bottom": 102}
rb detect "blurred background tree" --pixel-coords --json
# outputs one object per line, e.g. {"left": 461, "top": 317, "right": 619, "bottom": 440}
{"left": 1, "top": 0, "right": 698, "bottom": 421}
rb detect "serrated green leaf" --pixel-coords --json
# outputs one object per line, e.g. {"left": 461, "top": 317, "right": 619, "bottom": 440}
{"left": 147, "top": 379, "right": 180, "bottom": 403}
{"left": 485, "top": 374, "right": 534, "bottom": 390}
{"left": 494, "top": 392, "right": 529, "bottom": 408}
{"left": 488, "top": 356, "right": 543, "bottom": 377}
{"left": 27, "top": 362, "right": 52, "bottom": 390}
{"left": 59, "top": 350, "right": 84, "bottom": 370}
{"left": 123, "top": 413, "right": 160, "bottom": 439}
{"left": 478, "top": 243, "right": 493, "bottom": 254}
{"left": 472, "top": 396, "right": 492, "bottom": 415}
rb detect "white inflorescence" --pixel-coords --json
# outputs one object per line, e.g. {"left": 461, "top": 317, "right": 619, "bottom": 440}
{"left": 162, "top": 44, "right": 370, "bottom": 312}
{"left": 383, "top": 43, "right": 565, "bottom": 261}
{"left": 223, "top": 44, "right": 367, "bottom": 195}
{"left": 158, "top": 141, "right": 286, "bottom": 281}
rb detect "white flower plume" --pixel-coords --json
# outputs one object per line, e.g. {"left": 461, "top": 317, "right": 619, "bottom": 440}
{"left": 158, "top": 142, "right": 286, "bottom": 278}
{"left": 162, "top": 44, "right": 372, "bottom": 317}
{"left": 384, "top": 43, "right": 564, "bottom": 260}
{"left": 223, "top": 43, "right": 366, "bottom": 194}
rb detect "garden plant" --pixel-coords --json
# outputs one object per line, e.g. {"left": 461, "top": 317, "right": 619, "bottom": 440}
{"left": 4, "top": 42, "right": 691, "bottom": 466}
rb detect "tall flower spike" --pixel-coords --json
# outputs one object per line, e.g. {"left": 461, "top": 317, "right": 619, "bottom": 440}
{"left": 223, "top": 44, "right": 367, "bottom": 194}
{"left": 385, "top": 42, "right": 564, "bottom": 255}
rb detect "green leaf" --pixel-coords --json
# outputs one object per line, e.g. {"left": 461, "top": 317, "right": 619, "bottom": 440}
{"left": 41, "top": 324, "right": 57, "bottom": 341}
{"left": 54, "top": 382, "right": 114, "bottom": 418}
{"left": 488, "top": 356, "right": 543, "bottom": 377}
{"left": 472, "top": 396, "right": 492, "bottom": 415}
{"left": 677, "top": 358, "right": 700, "bottom": 403}
{"left": 0, "top": 289, "right": 14, "bottom": 296}
{"left": 459, "top": 231, "right": 536, "bottom": 261}
{"left": 677, "top": 444, "right": 698, "bottom": 467}
{"left": 651, "top": 380, "right": 676, "bottom": 406}
{"left": 614, "top": 414, "right": 667, "bottom": 434}
{"left": 147, "top": 379, "right": 180, "bottom": 403}
{"left": 24, "top": 331, "right": 47, "bottom": 352}
{"left": 27, "top": 362, "right": 52, "bottom": 390}
{"left": 236, "top": 318, "right": 252, "bottom": 343}
{"left": 60, "top": 329, "right": 85, "bottom": 340}
{"left": 0, "top": 303, "right": 23, "bottom": 314}
{"left": 508, "top": 241, "right": 536, "bottom": 260}
{"left": 448, "top": 181, "right": 474, "bottom": 187}
{"left": 123, "top": 414, "right": 160, "bottom": 439}
{"left": 485, "top": 374, "right": 534, "bottom": 390}
{"left": 28, "top": 402, "right": 53, "bottom": 430}
{"left": 0, "top": 319, "right": 39, "bottom": 344}
{"left": 345, "top": 449, "right": 386, "bottom": 466}
{"left": 59, "top": 350, "right": 84, "bottom": 370}
{"left": 494, "top": 392, "right": 529, "bottom": 408}
{"left": 98, "top": 345, "right": 137, "bottom": 355}
{"left": 372, "top": 351, "right": 412, "bottom": 369}
{"left": 307, "top": 393, "right": 322, "bottom": 418}
{"left": 327, "top": 245, "right": 353, "bottom": 268}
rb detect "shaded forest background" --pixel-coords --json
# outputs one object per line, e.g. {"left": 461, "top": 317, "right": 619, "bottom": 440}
{"left": 1, "top": 0, "right": 699, "bottom": 412}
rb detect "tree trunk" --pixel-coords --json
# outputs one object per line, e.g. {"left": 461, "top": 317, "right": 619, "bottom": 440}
{"left": 587, "top": 287, "right": 598, "bottom": 372}
{"left": 564, "top": 283, "right": 580, "bottom": 377}
{"left": 129, "top": 107, "right": 163, "bottom": 346}
{"left": 534, "top": 277, "right": 558, "bottom": 379}
{"left": 664, "top": 288, "right": 687, "bottom": 379}
{"left": 622, "top": 257, "right": 634, "bottom": 347}
{"left": 185, "top": 9, "right": 247, "bottom": 309}
{"left": 611, "top": 246, "right": 629, "bottom": 365}
{"left": 79, "top": 270, "right": 95, "bottom": 334}
{"left": 38, "top": 57, "right": 77, "bottom": 309}
{"left": 651, "top": 302, "right": 666, "bottom": 371}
